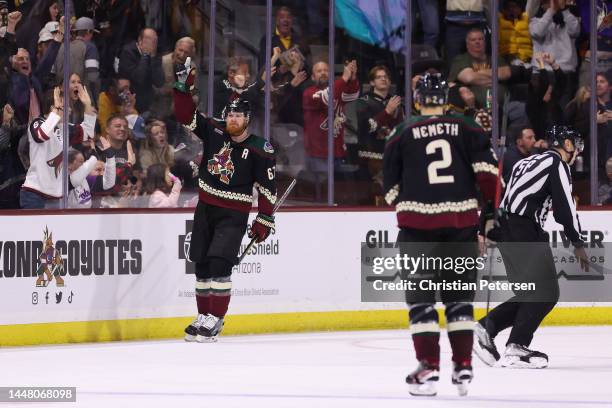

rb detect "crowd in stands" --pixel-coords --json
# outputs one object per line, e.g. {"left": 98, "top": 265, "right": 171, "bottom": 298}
{"left": 1, "top": 0, "right": 611, "bottom": 209}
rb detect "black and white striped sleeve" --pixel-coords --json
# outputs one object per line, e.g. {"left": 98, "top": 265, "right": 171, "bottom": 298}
{"left": 550, "top": 160, "right": 585, "bottom": 246}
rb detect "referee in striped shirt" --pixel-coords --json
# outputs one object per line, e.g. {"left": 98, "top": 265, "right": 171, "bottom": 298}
{"left": 474, "top": 125, "right": 589, "bottom": 369}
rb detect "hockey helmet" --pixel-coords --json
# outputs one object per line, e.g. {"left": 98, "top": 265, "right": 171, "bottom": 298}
{"left": 414, "top": 72, "right": 449, "bottom": 108}
{"left": 222, "top": 98, "right": 251, "bottom": 123}
{"left": 546, "top": 125, "right": 584, "bottom": 153}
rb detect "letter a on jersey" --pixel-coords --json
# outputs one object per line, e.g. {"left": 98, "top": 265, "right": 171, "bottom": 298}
{"left": 207, "top": 142, "right": 235, "bottom": 184}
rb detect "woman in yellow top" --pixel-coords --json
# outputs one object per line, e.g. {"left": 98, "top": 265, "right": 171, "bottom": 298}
{"left": 499, "top": 1, "right": 533, "bottom": 64}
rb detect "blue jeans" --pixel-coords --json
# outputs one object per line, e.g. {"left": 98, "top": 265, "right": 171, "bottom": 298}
{"left": 413, "top": 0, "right": 439, "bottom": 48}
{"left": 20, "top": 190, "right": 60, "bottom": 209}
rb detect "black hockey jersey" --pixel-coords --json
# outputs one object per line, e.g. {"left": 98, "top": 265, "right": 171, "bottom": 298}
{"left": 355, "top": 91, "right": 403, "bottom": 161}
{"left": 175, "top": 93, "right": 277, "bottom": 215}
{"left": 383, "top": 114, "right": 498, "bottom": 229}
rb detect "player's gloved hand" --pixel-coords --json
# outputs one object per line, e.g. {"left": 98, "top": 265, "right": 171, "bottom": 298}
{"left": 479, "top": 201, "right": 500, "bottom": 244}
{"left": 248, "top": 214, "right": 275, "bottom": 243}
{"left": 174, "top": 56, "right": 195, "bottom": 93}
{"left": 93, "top": 143, "right": 115, "bottom": 162}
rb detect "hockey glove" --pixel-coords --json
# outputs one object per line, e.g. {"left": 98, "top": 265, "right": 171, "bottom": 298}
{"left": 174, "top": 56, "right": 196, "bottom": 93}
{"left": 479, "top": 201, "right": 501, "bottom": 243}
{"left": 93, "top": 143, "right": 115, "bottom": 162}
{"left": 248, "top": 214, "right": 275, "bottom": 243}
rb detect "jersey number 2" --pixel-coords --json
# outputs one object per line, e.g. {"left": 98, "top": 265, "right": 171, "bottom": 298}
{"left": 426, "top": 139, "right": 454, "bottom": 184}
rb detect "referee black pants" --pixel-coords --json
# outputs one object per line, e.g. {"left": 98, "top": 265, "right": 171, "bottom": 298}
{"left": 480, "top": 215, "right": 560, "bottom": 347}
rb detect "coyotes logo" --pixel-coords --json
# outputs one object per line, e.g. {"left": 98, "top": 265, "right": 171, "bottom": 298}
{"left": 47, "top": 153, "right": 63, "bottom": 178}
{"left": 35, "top": 226, "right": 65, "bottom": 287}
{"left": 208, "top": 142, "right": 235, "bottom": 184}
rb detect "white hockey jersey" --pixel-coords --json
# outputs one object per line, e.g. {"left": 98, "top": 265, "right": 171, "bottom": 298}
{"left": 22, "top": 112, "right": 96, "bottom": 198}
{"left": 68, "top": 156, "right": 116, "bottom": 208}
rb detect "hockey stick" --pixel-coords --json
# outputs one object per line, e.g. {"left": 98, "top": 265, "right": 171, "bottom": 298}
{"left": 485, "top": 93, "right": 509, "bottom": 315}
{"left": 237, "top": 178, "right": 296, "bottom": 263}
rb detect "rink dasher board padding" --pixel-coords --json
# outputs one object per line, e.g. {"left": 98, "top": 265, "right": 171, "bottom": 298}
{"left": 0, "top": 210, "right": 611, "bottom": 346}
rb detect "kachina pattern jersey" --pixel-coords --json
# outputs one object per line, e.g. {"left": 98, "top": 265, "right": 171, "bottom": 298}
{"left": 383, "top": 114, "right": 498, "bottom": 229}
{"left": 174, "top": 91, "right": 277, "bottom": 215}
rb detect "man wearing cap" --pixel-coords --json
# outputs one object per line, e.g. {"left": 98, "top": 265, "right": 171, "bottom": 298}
{"left": 36, "top": 20, "right": 63, "bottom": 91}
{"left": 37, "top": 26, "right": 54, "bottom": 60}
{"left": 54, "top": 16, "right": 100, "bottom": 105}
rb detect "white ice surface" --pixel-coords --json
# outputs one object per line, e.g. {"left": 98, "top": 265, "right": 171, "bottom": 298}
{"left": 1, "top": 326, "right": 611, "bottom": 408}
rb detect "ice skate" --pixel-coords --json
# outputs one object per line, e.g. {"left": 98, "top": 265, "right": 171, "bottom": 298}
{"left": 196, "top": 314, "right": 225, "bottom": 343}
{"left": 405, "top": 361, "right": 439, "bottom": 396}
{"left": 473, "top": 321, "right": 500, "bottom": 366}
{"left": 500, "top": 343, "right": 548, "bottom": 368}
{"left": 184, "top": 314, "right": 207, "bottom": 342}
{"left": 452, "top": 361, "right": 473, "bottom": 396}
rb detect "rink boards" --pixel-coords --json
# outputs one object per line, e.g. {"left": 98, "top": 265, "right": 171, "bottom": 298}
{"left": 0, "top": 209, "right": 611, "bottom": 346}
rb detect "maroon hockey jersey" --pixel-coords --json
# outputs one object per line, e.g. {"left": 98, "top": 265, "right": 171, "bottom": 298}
{"left": 302, "top": 78, "right": 359, "bottom": 158}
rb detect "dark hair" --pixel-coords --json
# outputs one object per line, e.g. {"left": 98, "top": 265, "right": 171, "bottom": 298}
{"left": 67, "top": 72, "right": 85, "bottom": 120}
{"left": 368, "top": 65, "right": 391, "bottom": 82}
{"left": 502, "top": 0, "right": 524, "bottom": 9}
{"left": 144, "top": 163, "right": 168, "bottom": 194}
{"left": 38, "top": 0, "right": 59, "bottom": 22}
{"left": 513, "top": 127, "right": 534, "bottom": 143}
{"left": 42, "top": 88, "right": 55, "bottom": 115}
{"left": 596, "top": 71, "right": 612, "bottom": 85}
{"left": 138, "top": 27, "right": 156, "bottom": 41}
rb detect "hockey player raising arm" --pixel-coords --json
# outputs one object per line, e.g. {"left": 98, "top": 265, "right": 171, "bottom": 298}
{"left": 383, "top": 73, "right": 498, "bottom": 397}
{"left": 474, "top": 125, "right": 588, "bottom": 370}
{"left": 173, "top": 57, "right": 277, "bottom": 342}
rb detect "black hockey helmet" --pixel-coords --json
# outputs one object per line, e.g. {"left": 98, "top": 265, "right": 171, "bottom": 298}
{"left": 222, "top": 98, "right": 251, "bottom": 122}
{"left": 546, "top": 125, "right": 584, "bottom": 153}
{"left": 414, "top": 72, "right": 449, "bottom": 108}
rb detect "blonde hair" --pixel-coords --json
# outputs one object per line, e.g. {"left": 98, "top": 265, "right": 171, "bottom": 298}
{"left": 573, "top": 86, "right": 591, "bottom": 107}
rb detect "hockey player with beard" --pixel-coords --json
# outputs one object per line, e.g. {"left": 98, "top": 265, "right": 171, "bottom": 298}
{"left": 173, "top": 58, "right": 277, "bottom": 342}
{"left": 383, "top": 73, "right": 498, "bottom": 396}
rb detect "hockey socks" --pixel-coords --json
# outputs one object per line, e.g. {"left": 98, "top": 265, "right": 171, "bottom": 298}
{"left": 445, "top": 302, "right": 474, "bottom": 365}
{"left": 210, "top": 276, "right": 232, "bottom": 318}
{"left": 195, "top": 279, "right": 212, "bottom": 315}
{"left": 409, "top": 303, "right": 440, "bottom": 366}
